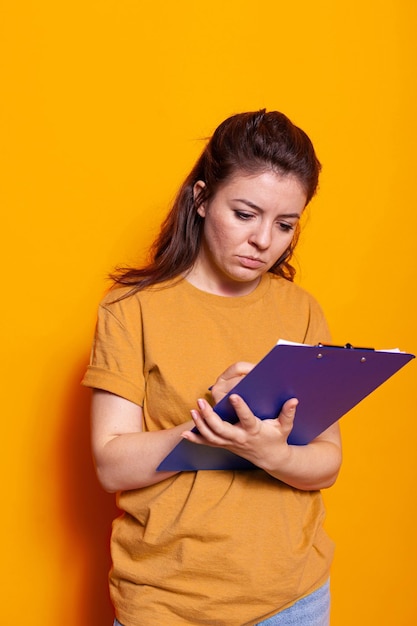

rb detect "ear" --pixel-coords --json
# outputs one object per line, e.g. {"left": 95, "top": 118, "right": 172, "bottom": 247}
{"left": 193, "top": 180, "right": 207, "bottom": 217}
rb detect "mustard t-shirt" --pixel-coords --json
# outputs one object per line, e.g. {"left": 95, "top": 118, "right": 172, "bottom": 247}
{"left": 82, "top": 273, "right": 334, "bottom": 626}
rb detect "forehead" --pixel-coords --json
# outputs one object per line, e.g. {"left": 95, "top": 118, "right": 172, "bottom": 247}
{"left": 215, "top": 169, "right": 307, "bottom": 204}
{"left": 220, "top": 166, "right": 302, "bottom": 186}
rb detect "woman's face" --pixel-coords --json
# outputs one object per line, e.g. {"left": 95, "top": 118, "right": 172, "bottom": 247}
{"left": 188, "top": 170, "right": 307, "bottom": 296}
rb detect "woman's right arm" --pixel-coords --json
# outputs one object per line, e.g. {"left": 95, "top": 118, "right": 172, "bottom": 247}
{"left": 91, "top": 389, "right": 194, "bottom": 492}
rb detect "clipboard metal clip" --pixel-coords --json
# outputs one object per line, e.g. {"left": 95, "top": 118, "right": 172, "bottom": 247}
{"left": 317, "top": 342, "right": 375, "bottom": 351}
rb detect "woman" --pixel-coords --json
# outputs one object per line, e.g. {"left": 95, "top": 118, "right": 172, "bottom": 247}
{"left": 82, "top": 109, "right": 342, "bottom": 626}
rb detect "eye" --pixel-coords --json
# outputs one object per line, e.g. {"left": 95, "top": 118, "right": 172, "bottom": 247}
{"left": 277, "top": 221, "right": 295, "bottom": 233}
{"left": 234, "top": 210, "right": 255, "bottom": 221}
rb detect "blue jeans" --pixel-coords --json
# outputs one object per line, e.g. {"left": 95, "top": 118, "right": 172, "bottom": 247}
{"left": 113, "top": 579, "right": 330, "bottom": 626}
{"left": 256, "top": 580, "right": 330, "bottom": 625}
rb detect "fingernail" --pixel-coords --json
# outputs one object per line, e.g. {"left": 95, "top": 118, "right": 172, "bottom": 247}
{"left": 197, "top": 398, "right": 205, "bottom": 410}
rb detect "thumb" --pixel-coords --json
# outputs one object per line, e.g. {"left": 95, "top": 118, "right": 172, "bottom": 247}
{"left": 278, "top": 398, "right": 298, "bottom": 432}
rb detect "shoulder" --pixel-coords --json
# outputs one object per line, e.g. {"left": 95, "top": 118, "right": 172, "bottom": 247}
{"left": 267, "top": 274, "right": 323, "bottom": 308}
{"left": 97, "top": 278, "right": 185, "bottom": 319}
{"left": 97, "top": 287, "right": 142, "bottom": 326}
{"left": 266, "top": 274, "right": 330, "bottom": 343}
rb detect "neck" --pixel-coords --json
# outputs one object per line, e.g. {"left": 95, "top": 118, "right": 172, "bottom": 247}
{"left": 184, "top": 265, "right": 262, "bottom": 297}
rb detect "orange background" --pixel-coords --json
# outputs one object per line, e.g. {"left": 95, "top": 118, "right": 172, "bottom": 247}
{"left": 1, "top": 1, "right": 416, "bottom": 624}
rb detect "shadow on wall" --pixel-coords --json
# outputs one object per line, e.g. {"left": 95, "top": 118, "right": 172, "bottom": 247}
{"left": 59, "top": 361, "right": 119, "bottom": 625}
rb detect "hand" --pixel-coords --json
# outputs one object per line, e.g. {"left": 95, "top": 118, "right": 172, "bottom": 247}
{"left": 210, "top": 362, "right": 255, "bottom": 404}
{"left": 182, "top": 394, "right": 298, "bottom": 469}
{"left": 183, "top": 395, "right": 342, "bottom": 491}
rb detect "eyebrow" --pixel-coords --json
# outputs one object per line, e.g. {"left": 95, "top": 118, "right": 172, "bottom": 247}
{"left": 233, "top": 198, "right": 301, "bottom": 219}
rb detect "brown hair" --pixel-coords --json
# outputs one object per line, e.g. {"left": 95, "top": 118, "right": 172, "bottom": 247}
{"left": 111, "top": 109, "right": 321, "bottom": 294}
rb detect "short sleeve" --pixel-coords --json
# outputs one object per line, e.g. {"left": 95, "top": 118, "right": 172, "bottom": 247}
{"left": 81, "top": 294, "right": 145, "bottom": 406}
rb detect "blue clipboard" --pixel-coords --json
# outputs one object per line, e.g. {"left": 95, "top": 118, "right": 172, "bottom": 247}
{"left": 157, "top": 343, "right": 415, "bottom": 471}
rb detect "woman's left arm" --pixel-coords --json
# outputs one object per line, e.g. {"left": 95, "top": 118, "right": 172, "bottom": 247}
{"left": 182, "top": 395, "right": 342, "bottom": 491}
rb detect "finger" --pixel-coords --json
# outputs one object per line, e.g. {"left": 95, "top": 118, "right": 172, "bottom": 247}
{"left": 229, "top": 394, "right": 260, "bottom": 434}
{"left": 190, "top": 401, "right": 232, "bottom": 443}
{"left": 277, "top": 398, "right": 298, "bottom": 432}
{"left": 191, "top": 399, "right": 252, "bottom": 445}
{"left": 182, "top": 411, "right": 225, "bottom": 445}
{"left": 216, "top": 362, "right": 255, "bottom": 384}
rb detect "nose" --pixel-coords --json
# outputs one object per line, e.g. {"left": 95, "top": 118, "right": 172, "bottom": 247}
{"left": 249, "top": 222, "right": 272, "bottom": 250}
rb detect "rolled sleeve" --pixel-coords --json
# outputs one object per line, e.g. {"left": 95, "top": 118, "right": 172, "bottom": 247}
{"left": 82, "top": 295, "right": 145, "bottom": 406}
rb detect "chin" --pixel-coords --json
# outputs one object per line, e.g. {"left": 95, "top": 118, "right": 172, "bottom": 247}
{"left": 229, "top": 269, "right": 264, "bottom": 284}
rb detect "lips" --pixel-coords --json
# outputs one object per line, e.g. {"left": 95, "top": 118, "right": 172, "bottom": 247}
{"left": 238, "top": 256, "right": 266, "bottom": 269}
